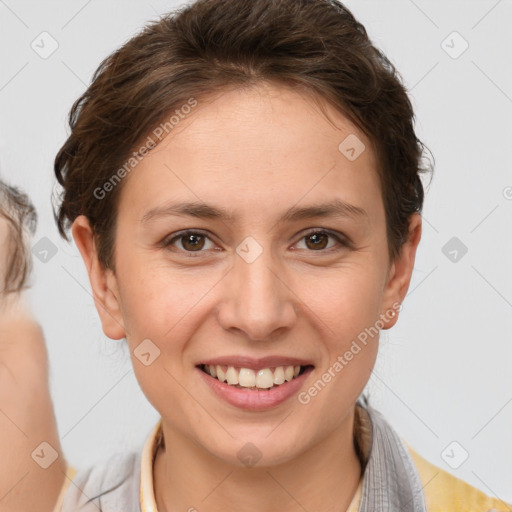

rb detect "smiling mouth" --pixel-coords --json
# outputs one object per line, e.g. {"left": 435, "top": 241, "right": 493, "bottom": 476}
{"left": 197, "top": 363, "right": 313, "bottom": 390}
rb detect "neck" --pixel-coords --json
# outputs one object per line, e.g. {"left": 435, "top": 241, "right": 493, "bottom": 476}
{"left": 154, "top": 408, "right": 362, "bottom": 512}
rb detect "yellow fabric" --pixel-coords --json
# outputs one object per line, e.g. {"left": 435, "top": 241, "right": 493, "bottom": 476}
{"left": 53, "top": 422, "right": 511, "bottom": 512}
{"left": 404, "top": 441, "right": 512, "bottom": 512}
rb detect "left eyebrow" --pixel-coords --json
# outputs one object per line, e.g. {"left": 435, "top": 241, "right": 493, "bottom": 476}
{"left": 276, "top": 199, "right": 369, "bottom": 225}
{"left": 140, "top": 198, "right": 369, "bottom": 225}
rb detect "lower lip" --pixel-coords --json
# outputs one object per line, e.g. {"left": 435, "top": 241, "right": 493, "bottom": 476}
{"left": 196, "top": 366, "right": 314, "bottom": 411}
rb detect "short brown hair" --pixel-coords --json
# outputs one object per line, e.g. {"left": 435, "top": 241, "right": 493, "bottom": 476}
{"left": 53, "top": 0, "right": 434, "bottom": 270}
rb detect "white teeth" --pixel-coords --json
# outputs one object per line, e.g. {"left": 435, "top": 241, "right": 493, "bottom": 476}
{"left": 203, "top": 364, "right": 306, "bottom": 389}
{"left": 226, "top": 366, "right": 239, "bottom": 385}
{"left": 256, "top": 368, "right": 274, "bottom": 389}
{"left": 238, "top": 368, "right": 256, "bottom": 387}
{"left": 216, "top": 365, "right": 226, "bottom": 383}
{"left": 273, "top": 366, "right": 285, "bottom": 385}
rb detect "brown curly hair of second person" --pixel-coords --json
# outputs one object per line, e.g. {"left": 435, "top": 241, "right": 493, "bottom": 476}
{"left": 0, "top": 180, "right": 37, "bottom": 294}
{"left": 53, "top": 0, "right": 434, "bottom": 272}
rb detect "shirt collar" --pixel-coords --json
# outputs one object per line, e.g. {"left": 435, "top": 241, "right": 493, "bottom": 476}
{"left": 138, "top": 400, "right": 425, "bottom": 512}
{"left": 139, "top": 418, "right": 162, "bottom": 512}
{"left": 357, "top": 401, "right": 427, "bottom": 512}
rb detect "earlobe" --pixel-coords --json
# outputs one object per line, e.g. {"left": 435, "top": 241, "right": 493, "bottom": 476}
{"left": 71, "top": 215, "right": 126, "bottom": 340}
{"left": 380, "top": 213, "right": 422, "bottom": 330}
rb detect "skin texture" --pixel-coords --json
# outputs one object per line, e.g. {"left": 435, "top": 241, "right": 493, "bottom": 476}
{"left": 0, "top": 217, "right": 66, "bottom": 512}
{"left": 73, "top": 82, "right": 422, "bottom": 512}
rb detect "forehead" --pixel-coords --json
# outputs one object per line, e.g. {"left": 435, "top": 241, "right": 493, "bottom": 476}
{"left": 118, "top": 83, "right": 383, "bottom": 228}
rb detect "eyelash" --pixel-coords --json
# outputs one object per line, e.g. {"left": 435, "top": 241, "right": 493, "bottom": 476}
{"left": 161, "top": 228, "right": 351, "bottom": 256}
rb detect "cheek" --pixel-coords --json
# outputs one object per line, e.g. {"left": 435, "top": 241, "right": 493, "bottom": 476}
{"left": 301, "top": 264, "right": 384, "bottom": 336}
{"left": 299, "top": 266, "right": 383, "bottom": 388}
{"left": 311, "top": 277, "right": 381, "bottom": 392}
{"left": 115, "top": 254, "right": 216, "bottom": 343}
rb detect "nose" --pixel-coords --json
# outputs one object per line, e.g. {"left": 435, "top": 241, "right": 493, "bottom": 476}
{"left": 216, "top": 245, "right": 297, "bottom": 342}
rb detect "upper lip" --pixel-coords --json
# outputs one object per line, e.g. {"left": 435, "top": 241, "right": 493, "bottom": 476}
{"left": 197, "top": 356, "right": 314, "bottom": 371}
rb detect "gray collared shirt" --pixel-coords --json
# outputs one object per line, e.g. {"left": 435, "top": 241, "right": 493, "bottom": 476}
{"left": 60, "top": 400, "right": 427, "bottom": 511}
{"left": 358, "top": 402, "right": 427, "bottom": 512}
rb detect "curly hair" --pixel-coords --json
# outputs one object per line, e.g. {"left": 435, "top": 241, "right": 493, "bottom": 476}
{"left": 0, "top": 180, "right": 37, "bottom": 294}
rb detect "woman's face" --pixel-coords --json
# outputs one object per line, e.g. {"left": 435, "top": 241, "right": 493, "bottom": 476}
{"left": 75, "top": 82, "right": 420, "bottom": 467}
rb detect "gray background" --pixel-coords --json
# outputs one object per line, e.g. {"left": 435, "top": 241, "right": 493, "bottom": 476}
{"left": 1, "top": 0, "right": 511, "bottom": 503}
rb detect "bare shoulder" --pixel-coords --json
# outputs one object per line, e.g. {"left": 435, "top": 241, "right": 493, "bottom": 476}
{"left": 0, "top": 181, "right": 66, "bottom": 512}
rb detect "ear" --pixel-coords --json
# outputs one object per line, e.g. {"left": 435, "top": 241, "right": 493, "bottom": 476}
{"left": 71, "top": 215, "right": 126, "bottom": 340}
{"left": 380, "top": 213, "right": 422, "bottom": 330}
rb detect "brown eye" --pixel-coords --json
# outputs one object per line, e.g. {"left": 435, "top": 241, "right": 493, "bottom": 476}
{"left": 305, "top": 232, "right": 329, "bottom": 250}
{"left": 163, "top": 231, "right": 215, "bottom": 253}
{"left": 181, "top": 233, "right": 206, "bottom": 251}
{"left": 295, "top": 229, "right": 349, "bottom": 252}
